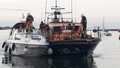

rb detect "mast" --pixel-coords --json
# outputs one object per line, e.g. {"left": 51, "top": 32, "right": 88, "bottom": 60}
{"left": 45, "top": 0, "right": 73, "bottom": 23}
{"left": 102, "top": 17, "right": 105, "bottom": 32}
{"left": 71, "top": 0, "right": 73, "bottom": 22}
{"left": 45, "top": 0, "right": 47, "bottom": 22}
{"left": 54, "top": 0, "right": 58, "bottom": 19}
{"left": 55, "top": 0, "right": 57, "bottom": 9}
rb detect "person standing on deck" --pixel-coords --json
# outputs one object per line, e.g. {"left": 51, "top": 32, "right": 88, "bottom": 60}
{"left": 39, "top": 21, "right": 47, "bottom": 36}
{"left": 39, "top": 21, "right": 45, "bottom": 31}
{"left": 25, "top": 14, "right": 34, "bottom": 33}
{"left": 81, "top": 14, "right": 87, "bottom": 38}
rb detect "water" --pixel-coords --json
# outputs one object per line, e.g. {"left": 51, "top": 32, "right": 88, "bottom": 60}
{"left": 0, "top": 30, "right": 120, "bottom": 68}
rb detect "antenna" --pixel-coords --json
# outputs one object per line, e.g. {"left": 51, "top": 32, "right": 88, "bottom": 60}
{"left": 45, "top": 0, "right": 73, "bottom": 22}
{"left": 102, "top": 16, "right": 105, "bottom": 32}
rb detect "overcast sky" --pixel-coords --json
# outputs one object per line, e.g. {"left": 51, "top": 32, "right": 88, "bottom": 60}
{"left": 0, "top": 0, "right": 120, "bottom": 28}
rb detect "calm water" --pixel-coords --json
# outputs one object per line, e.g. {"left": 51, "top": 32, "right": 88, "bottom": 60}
{"left": 0, "top": 30, "right": 120, "bottom": 68}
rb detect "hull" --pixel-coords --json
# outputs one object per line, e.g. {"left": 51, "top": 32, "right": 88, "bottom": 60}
{"left": 3, "top": 37, "right": 100, "bottom": 56}
{"left": 49, "top": 38, "right": 101, "bottom": 56}
{"left": 12, "top": 44, "right": 48, "bottom": 56}
{"left": 2, "top": 30, "right": 49, "bottom": 56}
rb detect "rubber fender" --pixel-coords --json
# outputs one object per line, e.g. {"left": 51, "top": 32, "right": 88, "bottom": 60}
{"left": 2, "top": 42, "right": 6, "bottom": 48}
{"left": 12, "top": 43, "right": 16, "bottom": 51}
{"left": 4, "top": 45, "right": 8, "bottom": 52}
{"left": 8, "top": 48, "right": 12, "bottom": 62}
{"left": 9, "top": 48, "right": 12, "bottom": 56}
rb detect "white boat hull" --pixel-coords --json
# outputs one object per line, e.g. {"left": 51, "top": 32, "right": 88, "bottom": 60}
{"left": 12, "top": 44, "right": 48, "bottom": 56}
{"left": 3, "top": 29, "right": 49, "bottom": 56}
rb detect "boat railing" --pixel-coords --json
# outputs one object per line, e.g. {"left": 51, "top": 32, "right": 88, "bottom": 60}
{"left": 47, "top": 29, "right": 95, "bottom": 41}
{"left": 9, "top": 29, "right": 43, "bottom": 40}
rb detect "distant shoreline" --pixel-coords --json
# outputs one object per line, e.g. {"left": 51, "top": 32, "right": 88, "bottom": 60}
{"left": 0, "top": 26, "right": 11, "bottom": 30}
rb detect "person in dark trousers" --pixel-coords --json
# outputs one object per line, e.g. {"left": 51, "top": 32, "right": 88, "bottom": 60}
{"left": 81, "top": 14, "right": 87, "bottom": 31}
{"left": 39, "top": 21, "right": 45, "bottom": 29}
{"left": 39, "top": 21, "right": 46, "bottom": 32}
{"left": 81, "top": 14, "right": 87, "bottom": 38}
{"left": 39, "top": 21, "right": 48, "bottom": 36}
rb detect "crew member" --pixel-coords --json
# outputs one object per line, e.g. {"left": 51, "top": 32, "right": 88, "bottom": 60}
{"left": 81, "top": 14, "right": 87, "bottom": 38}
{"left": 39, "top": 21, "right": 46, "bottom": 31}
{"left": 81, "top": 14, "right": 87, "bottom": 32}
{"left": 25, "top": 14, "right": 34, "bottom": 33}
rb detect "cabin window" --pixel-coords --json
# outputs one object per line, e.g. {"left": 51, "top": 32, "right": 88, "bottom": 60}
{"left": 66, "top": 26, "right": 73, "bottom": 30}
{"left": 32, "top": 35, "right": 41, "bottom": 40}
{"left": 53, "top": 26, "right": 61, "bottom": 32}
{"left": 73, "top": 26, "right": 80, "bottom": 31}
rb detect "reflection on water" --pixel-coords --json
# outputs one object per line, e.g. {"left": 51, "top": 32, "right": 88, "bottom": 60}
{"left": 11, "top": 55, "right": 96, "bottom": 68}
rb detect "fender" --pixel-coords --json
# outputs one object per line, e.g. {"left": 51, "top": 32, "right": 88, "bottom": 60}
{"left": 12, "top": 43, "right": 16, "bottom": 51}
{"left": 2, "top": 42, "right": 6, "bottom": 48}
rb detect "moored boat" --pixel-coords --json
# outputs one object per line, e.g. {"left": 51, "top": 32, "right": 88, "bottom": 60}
{"left": 2, "top": 15, "right": 49, "bottom": 56}
{"left": 39, "top": 0, "right": 101, "bottom": 56}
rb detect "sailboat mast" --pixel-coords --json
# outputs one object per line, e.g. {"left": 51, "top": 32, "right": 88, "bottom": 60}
{"left": 45, "top": 0, "right": 47, "bottom": 22}
{"left": 55, "top": 0, "right": 57, "bottom": 9}
{"left": 71, "top": 0, "right": 73, "bottom": 22}
{"left": 102, "top": 17, "right": 105, "bottom": 32}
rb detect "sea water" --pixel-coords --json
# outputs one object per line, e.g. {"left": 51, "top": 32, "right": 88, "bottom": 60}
{"left": 0, "top": 30, "right": 120, "bottom": 68}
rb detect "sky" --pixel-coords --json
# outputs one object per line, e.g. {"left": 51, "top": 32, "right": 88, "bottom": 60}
{"left": 0, "top": 0, "right": 120, "bottom": 29}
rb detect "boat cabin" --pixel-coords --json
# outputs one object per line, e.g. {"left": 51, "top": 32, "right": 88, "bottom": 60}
{"left": 47, "top": 22, "right": 83, "bottom": 41}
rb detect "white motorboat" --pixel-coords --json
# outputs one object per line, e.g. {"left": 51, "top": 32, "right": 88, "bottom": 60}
{"left": 2, "top": 28, "right": 49, "bottom": 56}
